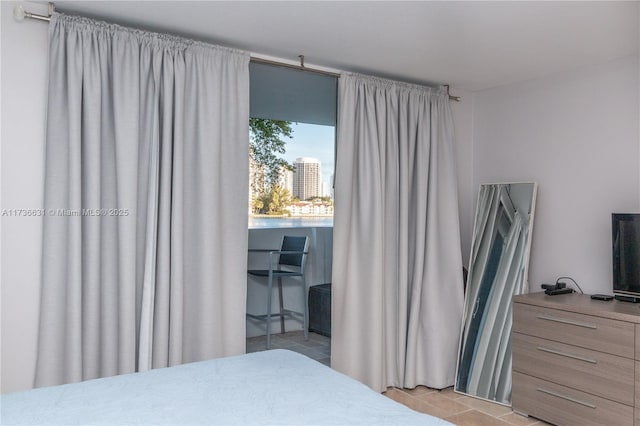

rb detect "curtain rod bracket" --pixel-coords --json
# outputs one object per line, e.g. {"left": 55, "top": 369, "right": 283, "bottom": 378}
{"left": 13, "top": 2, "right": 53, "bottom": 22}
{"left": 444, "top": 84, "right": 461, "bottom": 102}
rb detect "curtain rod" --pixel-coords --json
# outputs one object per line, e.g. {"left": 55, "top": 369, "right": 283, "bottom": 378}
{"left": 14, "top": 3, "right": 462, "bottom": 102}
{"left": 254, "top": 56, "right": 462, "bottom": 102}
{"left": 250, "top": 56, "right": 341, "bottom": 79}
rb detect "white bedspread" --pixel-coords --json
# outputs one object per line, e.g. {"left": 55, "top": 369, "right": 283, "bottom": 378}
{"left": 1, "top": 349, "right": 451, "bottom": 425}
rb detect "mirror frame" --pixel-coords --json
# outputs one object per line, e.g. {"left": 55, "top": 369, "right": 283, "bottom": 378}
{"left": 454, "top": 182, "right": 538, "bottom": 405}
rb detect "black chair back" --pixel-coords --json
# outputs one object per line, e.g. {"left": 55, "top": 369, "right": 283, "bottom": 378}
{"left": 279, "top": 236, "right": 307, "bottom": 267}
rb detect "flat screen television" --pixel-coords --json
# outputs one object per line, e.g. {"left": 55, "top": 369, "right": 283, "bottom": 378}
{"left": 612, "top": 213, "right": 640, "bottom": 299}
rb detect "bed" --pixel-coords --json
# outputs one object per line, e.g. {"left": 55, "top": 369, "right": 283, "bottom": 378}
{"left": 1, "top": 349, "right": 451, "bottom": 425}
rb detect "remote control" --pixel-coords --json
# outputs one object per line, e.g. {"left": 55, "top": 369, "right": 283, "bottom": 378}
{"left": 590, "top": 294, "right": 614, "bottom": 301}
{"left": 545, "top": 288, "right": 574, "bottom": 296}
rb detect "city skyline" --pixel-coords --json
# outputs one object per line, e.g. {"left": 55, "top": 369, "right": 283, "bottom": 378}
{"left": 292, "top": 157, "right": 321, "bottom": 200}
{"left": 248, "top": 121, "right": 335, "bottom": 216}
{"left": 279, "top": 157, "right": 332, "bottom": 200}
{"left": 281, "top": 122, "right": 334, "bottom": 187}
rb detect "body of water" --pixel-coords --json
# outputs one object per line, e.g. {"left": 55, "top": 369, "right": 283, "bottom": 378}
{"left": 249, "top": 216, "right": 333, "bottom": 229}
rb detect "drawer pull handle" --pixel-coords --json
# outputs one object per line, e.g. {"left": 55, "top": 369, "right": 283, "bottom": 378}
{"left": 537, "top": 315, "right": 597, "bottom": 329}
{"left": 536, "top": 346, "right": 598, "bottom": 364}
{"left": 536, "top": 387, "right": 596, "bottom": 409}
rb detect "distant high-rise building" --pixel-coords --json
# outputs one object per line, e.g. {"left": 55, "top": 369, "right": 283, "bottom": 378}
{"left": 321, "top": 181, "right": 330, "bottom": 198}
{"left": 278, "top": 167, "right": 294, "bottom": 195}
{"left": 293, "top": 157, "right": 321, "bottom": 200}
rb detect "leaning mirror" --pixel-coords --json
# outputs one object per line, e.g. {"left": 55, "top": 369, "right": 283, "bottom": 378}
{"left": 455, "top": 182, "right": 538, "bottom": 405}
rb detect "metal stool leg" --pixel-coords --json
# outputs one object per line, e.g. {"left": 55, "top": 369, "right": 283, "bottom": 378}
{"left": 277, "top": 277, "right": 285, "bottom": 334}
{"left": 266, "top": 272, "right": 273, "bottom": 349}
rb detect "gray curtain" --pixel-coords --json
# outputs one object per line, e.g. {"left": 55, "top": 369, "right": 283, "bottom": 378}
{"left": 332, "top": 73, "right": 464, "bottom": 392}
{"left": 35, "top": 13, "right": 250, "bottom": 387}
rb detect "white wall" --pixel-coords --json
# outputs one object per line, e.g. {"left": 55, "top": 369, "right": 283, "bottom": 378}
{"left": 1, "top": 1, "right": 49, "bottom": 393}
{"left": 473, "top": 55, "right": 640, "bottom": 294}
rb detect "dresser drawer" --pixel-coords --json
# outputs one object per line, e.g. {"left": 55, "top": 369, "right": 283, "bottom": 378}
{"left": 513, "top": 333, "right": 635, "bottom": 405}
{"left": 513, "top": 372, "right": 634, "bottom": 426}
{"left": 513, "top": 302, "right": 635, "bottom": 358}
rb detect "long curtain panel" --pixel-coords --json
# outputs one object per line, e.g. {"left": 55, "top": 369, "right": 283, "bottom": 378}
{"left": 35, "top": 13, "right": 250, "bottom": 387}
{"left": 332, "top": 74, "right": 464, "bottom": 392}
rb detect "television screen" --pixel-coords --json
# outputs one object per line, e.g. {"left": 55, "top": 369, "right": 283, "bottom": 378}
{"left": 612, "top": 213, "right": 640, "bottom": 296}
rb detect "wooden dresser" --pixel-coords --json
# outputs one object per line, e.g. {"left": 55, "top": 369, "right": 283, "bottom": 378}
{"left": 512, "top": 292, "right": 640, "bottom": 426}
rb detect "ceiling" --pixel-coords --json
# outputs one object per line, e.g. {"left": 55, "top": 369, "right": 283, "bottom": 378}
{"left": 55, "top": 1, "right": 639, "bottom": 91}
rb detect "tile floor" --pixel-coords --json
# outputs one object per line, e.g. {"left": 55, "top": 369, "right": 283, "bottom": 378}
{"left": 383, "top": 386, "right": 551, "bottom": 426}
{"left": 246, "top": 330, "right": 550, "bottom": 426}
{"left": 246, "top": 330, "right": 331, "bottom": 367}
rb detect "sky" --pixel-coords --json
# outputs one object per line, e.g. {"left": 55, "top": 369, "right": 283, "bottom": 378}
{"left": 281, "top": 122, "right": 335, "bottom": 185}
